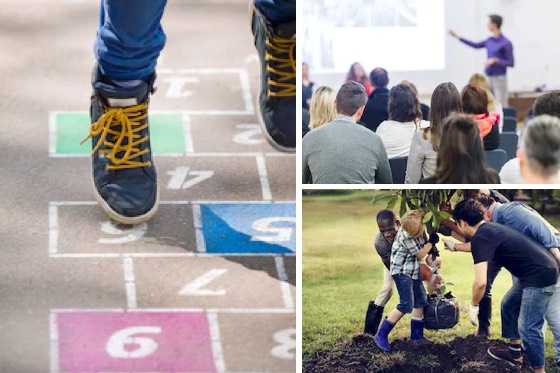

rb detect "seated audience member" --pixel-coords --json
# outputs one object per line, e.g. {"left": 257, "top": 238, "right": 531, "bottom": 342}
{"left": 302, "top": 108, "right": 310, "bottom": 137}
{"left": 462, "top": 84, "right": 500, "bottom": 150}
{"left": 401, "top": 80, "right": 430, "bottom": 121}
{"left": 346, "top": 62, "right": 372, "bottom": 95}
{"left": 406, "top": 82, "right": 462, "bottom": 184}
{"left": 376, "top": 84, "right": 425, "bottom": 158}
{"left": 500, "top": 91, "right": 560, "bottom": 183}
{"left": 360, "top": 67, "right": 390, "bottom": 132}
{"left": 469, "top": 73, "right": 504, "bottom": 132}
{"left": 518, "top": 115, "right": 560, "bottom": 184}
{"left": 302, "top": 81, "right": 392, "bottom": 184}
{"left": 302, "top": 62, "right": 314, "bottom": 110}
{"left": 308, "top": 86, "right": 336, "bottom": 130}
{"left": 420, "top": 114, "right": 499, "bottom": 184}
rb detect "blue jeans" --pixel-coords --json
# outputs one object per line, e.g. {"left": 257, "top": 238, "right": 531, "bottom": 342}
{"left": 95, "top": 0, "right": 296, "bottom": 80}
{"left": 393, "top": 274, "right": 428, "bottom": 314}
{"left": 516, "top": 284, "right": 555, "bottom": 369}
{"left": 483, "top": 260, "right": 502, "bottom": 298}
{"left": 501, "top": 276, "right": 523, "bottom": 339}
{"left": 546, "top": 280, "right": 560, "bottom": 362}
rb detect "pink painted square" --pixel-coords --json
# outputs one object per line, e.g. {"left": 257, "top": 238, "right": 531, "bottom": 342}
{"left": 55, "top": 311, "right": 216, "bottom": 373}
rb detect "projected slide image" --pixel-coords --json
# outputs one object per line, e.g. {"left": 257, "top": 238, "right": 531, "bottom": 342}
{"left": 303, "top": 0, "right": 444, "bottom": 72}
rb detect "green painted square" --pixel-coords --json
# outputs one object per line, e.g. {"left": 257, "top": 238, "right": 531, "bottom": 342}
{"left": 53, "top": 112, "right": 186, "bottom": 155}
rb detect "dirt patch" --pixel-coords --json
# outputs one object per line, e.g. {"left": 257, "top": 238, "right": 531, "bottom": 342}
{"left": 304, "top": 334, "right": 533, "bottom": 373}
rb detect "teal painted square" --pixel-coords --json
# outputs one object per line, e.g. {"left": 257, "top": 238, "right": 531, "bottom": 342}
{"left": 53, "top": 112, "right": 186, "bottom": 155}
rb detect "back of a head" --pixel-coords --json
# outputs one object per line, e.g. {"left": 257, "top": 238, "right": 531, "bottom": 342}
{"left": 468, "top": 73, "right": 496, "bottom": 111}
{"left": 533, "top": 91, "right": 560, "bottom": 119}
{"left": 521, "top": 114, "right": 560, "bottom": 178}
{"left": 436, "top": 114, "right": 489, "bottom": 183}
{"left": 309, "top": 86, "right": 337, "bottom": 129}
{"left": 400, "top": 210, "right": 424, "bottom": 239}
{"left": 388, "top": 84, "right": 421, "bottom": 123}
{"left": 335, "top": 81, "right": 367, "bottom": 117}
{"left": 461, "top": 84, "right": 489, "bottom": 115}
{"left": 370, "top": 67, "right": 389, "bottom": 89}
{"left": 452, "top": 200, "right": 485, "bottom": 227}
{"left": 429, "top": 82, "right": 462, "bottom": 150}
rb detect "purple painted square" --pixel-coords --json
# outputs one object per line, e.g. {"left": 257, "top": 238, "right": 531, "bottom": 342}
{"left": 56, "top": 311, "right": 216, "bottom": 373}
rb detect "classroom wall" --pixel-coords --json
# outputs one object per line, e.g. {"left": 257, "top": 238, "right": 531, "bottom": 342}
{"left": 309, "top": 0, "right": 560, "bottom": 96}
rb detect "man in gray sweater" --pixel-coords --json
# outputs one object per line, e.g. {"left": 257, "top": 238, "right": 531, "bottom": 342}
{"left": 302, "top": 81, "right": 392, "bottom": 184}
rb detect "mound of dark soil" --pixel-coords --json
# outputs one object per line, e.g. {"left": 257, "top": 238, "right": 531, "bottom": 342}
{"left": 304, "top": 334, "right": 534, "bottom": 373}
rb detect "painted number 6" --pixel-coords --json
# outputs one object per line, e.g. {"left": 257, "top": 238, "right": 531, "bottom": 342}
{"left": 252, "top": 217, "right": 296, "bottom": 242}
{"left": 106, "top": 326, "right": 162, "bottom": 359}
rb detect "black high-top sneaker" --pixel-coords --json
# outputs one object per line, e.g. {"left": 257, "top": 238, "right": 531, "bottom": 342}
{"left": 83, "top": 67, "right": 159, "bottom": 224}
{"left": 251, "top": 5, "right": 296, "bottom": 152}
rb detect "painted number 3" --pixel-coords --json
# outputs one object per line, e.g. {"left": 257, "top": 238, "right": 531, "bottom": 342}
{"left": 271, "top": 328, "right": 296, "bottom": 360}
{"left": 106, "top": 326, "right": 162, "bottom": 359}
{"left": 252, "top": 217, "right": 296, "bottom": 242}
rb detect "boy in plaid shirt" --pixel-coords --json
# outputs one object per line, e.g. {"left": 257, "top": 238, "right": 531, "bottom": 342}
{"left": 374, "top": 210, "right": 440, "bottom": 352}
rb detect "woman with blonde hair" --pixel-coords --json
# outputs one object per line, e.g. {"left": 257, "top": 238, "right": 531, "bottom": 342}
{"left": 309, "top": 86, "right": 337, "bottom": 130}
{"left": 469, "top": 73, "right": 504, "bottom": 132}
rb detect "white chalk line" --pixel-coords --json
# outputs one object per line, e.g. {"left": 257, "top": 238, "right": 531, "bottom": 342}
{"left": 275, "top": 256, "right": 294, "bottom": 310}
{"left": 208, "top": 311, "right": 227, "bottom": 373}
{"left": 192, "top": 204, "right": 207, "bottom": 253}
{"left": 123, "top": 255, "right": 137, "bottom": 309}
{"left": 256, "top": 155, "right": 272, "bottom": 201}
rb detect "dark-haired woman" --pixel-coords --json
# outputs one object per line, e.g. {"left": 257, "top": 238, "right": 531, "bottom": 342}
{"left": 420, "top": 114, "right": 500, "bottom": 184}
{"left": 345, "top": 62, "right": 372, "bottom": 95}
{"left": 462, "top": 84, "right": 500, "bottom": 150}
{"left": 376, "top": 84, "right": 426, "bottom": 158}
{"left": 405, "top": 82, "right": 462, "bottom": 184}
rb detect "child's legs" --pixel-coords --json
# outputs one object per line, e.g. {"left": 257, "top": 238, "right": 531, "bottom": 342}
{"left": 95, "top": 0, "right": 168, "bottom": 81}
{"left": 388, "top": 274, "right": 414, "bottom": 324}
{"left": 411, "top": 278, "right": 429, "bottom": 318}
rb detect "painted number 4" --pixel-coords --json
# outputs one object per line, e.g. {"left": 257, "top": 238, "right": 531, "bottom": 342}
{"left": 167, "top": 167, "right": 214, "bottom": 190}
{"left": 106, "top": 326, "right": 162, "bottom": 359}
{"left": 252, "top": 217, "right": 296, "bottom": 242}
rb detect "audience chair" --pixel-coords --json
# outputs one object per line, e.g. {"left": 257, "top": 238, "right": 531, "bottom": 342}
{"left": 503, "top": 116, "right": 517, "bottom": 132}
{"left": 499, "top": 132, "right": 519, "bottom": 160}
{"left": 485, "top": 149, "right": 508, "bottom": 173}
{"left": 503, "top": 107, "right": 517, "bottom": 119}
{"left": 389, "top": 156, "right": 408, "bottom": 184}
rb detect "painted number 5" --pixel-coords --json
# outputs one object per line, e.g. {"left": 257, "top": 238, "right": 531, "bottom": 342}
{"left": 271, "top": 328, "right": 296, "bottom": 360}
{"left": 106, "top": 326, "right": 162, "bottom": 359}
{"left": 251, "top": 217, "right": 296, "bottom": 242}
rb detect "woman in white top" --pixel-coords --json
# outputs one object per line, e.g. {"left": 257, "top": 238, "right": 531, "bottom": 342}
{"left": 376, "top": 84, "right": 425, "bottom": 158}
{"left": 405, "top": 82, "right": 463, "bottom": 184}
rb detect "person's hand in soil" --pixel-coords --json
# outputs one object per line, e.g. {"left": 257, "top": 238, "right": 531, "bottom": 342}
{"left": 468, "top": 304, "right": 479, "bottom": 326}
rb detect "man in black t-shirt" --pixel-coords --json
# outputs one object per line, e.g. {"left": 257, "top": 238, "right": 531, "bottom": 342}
{"left": 453, "top": 200, "right": 558, "bottom": 372}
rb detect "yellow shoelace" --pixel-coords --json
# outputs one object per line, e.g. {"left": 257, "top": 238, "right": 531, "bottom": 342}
{"left": 81, "top": 103, "right": 151, "bottom": 171}
{"left": 265, "top": 35, "right": 296, "bottom": 98}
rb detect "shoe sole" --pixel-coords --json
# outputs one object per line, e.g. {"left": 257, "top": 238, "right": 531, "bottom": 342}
{"left": 487, "top": 348, "right": 521, "bottom": 368}
{"left": 92, "top": 177, "right": 160, "bottom": 225}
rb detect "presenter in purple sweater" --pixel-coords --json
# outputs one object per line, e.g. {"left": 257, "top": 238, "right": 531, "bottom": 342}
{"left": 450, "top": 14, "right": 514, "bottom": 107}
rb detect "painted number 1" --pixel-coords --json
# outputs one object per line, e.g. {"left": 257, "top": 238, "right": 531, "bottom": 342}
{"left": 252, "top": 217, "right": 296, "bottom": 242}
{"left": 106, "top": 326, "right": 162, "bottom": 359}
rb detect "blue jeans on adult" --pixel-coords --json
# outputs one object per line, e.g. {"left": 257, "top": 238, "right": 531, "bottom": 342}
{"left": 507, "top": 284, "right": 556, "bottom": 369}
{"left": 546, "top": 280, "right": 560, "bottom": 362}
{"left": 392, "top": 274, "right": 428, "bottom": 314}
{"left": 483, "top": 260, "right": 502, "bottom": 299}
{"left": 94, "top": 0, "right": 296, "bottom": 81}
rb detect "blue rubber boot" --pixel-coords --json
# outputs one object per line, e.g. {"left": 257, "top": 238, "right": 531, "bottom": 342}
{"left": 410, "top": 318, "right": 429, "bottom": 341}
{"left": 374, "top": 318, "right": 395, "bottom": 352}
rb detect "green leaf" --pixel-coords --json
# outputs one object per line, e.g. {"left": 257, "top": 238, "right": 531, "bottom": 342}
{"left": 387, "top": 197, "right": 398, "bottom": 210}
{"left": 371, "top": 193, "right": 397, "bottom": 205}
{"left": 400, "top": 198, "right": 407, "bottom": 218}
{"left": 422, "top": 211, "right": 433, "bottom": 223}
{"left": 440, "top": 211, "right": 451, "bottom": 219}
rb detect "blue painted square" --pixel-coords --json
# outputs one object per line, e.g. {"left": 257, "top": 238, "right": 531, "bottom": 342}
{"left": 200, "top": 203, "right": 296, "bottom": 254}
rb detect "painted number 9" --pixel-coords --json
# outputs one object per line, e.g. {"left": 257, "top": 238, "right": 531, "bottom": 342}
{"left": 252, "top": 217, "right": 296, "bottom": 242}
{"left": 106, "top": 326, "right": 162, "bottom": 359}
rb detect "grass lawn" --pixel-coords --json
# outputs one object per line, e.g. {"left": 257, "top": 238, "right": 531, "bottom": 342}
{"left": 302, "top": 190, "right": 557, "bottom": 369}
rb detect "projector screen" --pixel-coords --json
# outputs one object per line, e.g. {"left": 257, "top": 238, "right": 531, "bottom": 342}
{"left": 303, "top": 0, "right": 445, "bottom": 73}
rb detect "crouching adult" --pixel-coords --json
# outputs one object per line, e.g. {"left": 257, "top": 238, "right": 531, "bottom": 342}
{"left": 453, "top": 200, "right": 559, "bottom": 372}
